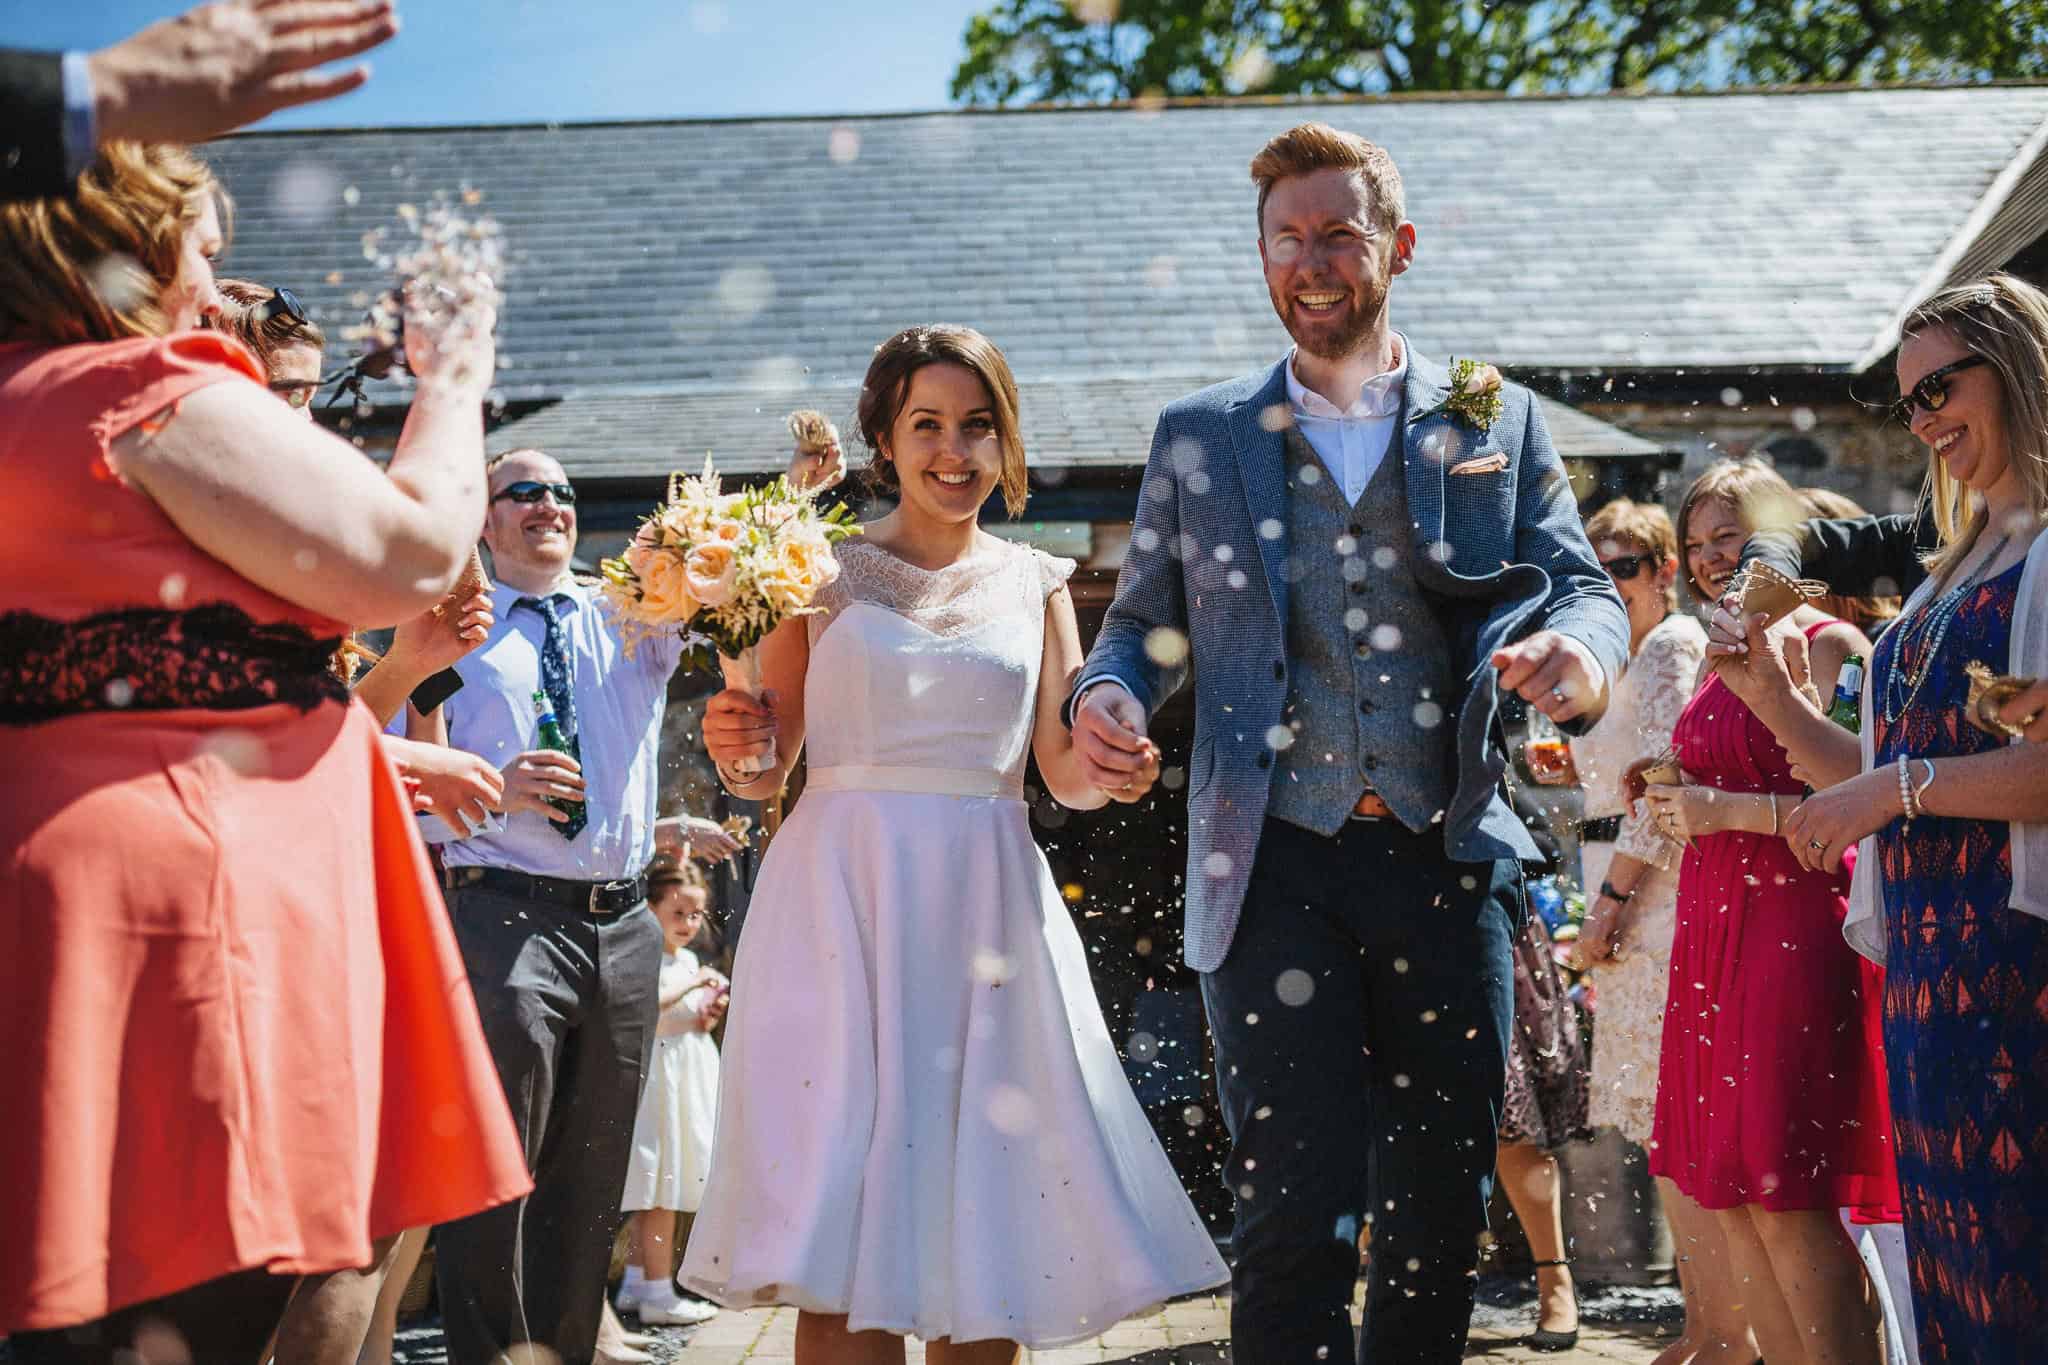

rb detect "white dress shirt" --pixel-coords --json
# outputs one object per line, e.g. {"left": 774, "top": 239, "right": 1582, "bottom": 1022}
{"left": 1284, "top": 341, "right": 1407, "bottom": 505}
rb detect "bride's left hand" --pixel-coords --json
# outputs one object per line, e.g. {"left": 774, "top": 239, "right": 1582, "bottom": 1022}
{"left": 1784, "top": 770, "right": 1900, "bottom": 874}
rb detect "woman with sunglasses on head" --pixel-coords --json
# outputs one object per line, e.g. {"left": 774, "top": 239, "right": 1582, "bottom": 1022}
{"left": 0, "top": 147, "right": 529, "bottom": 1360}
{"left": 1536, "top": 499, "right": 1733, "bottom": 1362}
{"left": 1751, "top": 274, "right": 2048, "bottom": 1359}
{"left": 1640, "top": 458, "right": 1898, "bottom": 1365}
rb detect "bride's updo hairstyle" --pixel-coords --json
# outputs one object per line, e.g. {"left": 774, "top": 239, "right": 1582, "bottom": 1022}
{"left": 855, "top": 324, "right": 1030, "bottom": 517}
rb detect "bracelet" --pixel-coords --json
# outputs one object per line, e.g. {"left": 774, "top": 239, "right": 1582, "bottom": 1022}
{"left": 1599, "top": 880, "right": 1634, "bottom": 904}
{"left": 1897, "top": 753, "right": 1917, "bottom": 824}
{"left": 714, "top": 760, "right": 755, "bottom": 791}
{"left": 1765, "top": 792, "right": 1780, "bottom": 836}
{"left": 1913, "top": 757, "right": 1937, "bottom": 814}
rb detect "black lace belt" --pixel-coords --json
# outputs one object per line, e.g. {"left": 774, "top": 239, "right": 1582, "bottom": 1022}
{"left": 0, "top": 603, "right": 348, "bottom": 723}
{"left": 1580, "top": 815, "right": 1623, "bottom": 843}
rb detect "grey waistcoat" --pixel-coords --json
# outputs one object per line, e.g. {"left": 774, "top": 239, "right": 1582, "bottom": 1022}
{"left": 1267, "top": 424, "right": 1455, "bottom": 837}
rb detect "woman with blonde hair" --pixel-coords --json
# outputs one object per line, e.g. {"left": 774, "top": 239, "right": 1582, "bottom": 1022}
{"left": 0, "top": 144, "right": 529, "bottom": 1360}
{"left": 1642, "top": 458, "right": 1897, "bottom": 1365}
{"left": 1765, "top": 273, "right": 2048, "bottom": 1358}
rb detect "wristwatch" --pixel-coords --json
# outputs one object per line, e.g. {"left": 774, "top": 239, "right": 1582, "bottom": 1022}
{"left": 1599, "top": 880, "right": 1634, "bottom": 904}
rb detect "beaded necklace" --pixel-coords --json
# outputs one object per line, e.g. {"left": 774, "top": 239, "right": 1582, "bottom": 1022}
{"left": 1883, "top": 533, "right": 2013, "bottom": 726}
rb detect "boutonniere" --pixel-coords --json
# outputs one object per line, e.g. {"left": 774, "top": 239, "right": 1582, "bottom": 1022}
{"left": 1416, "top": 358, "right": 1505, "bottom": 433}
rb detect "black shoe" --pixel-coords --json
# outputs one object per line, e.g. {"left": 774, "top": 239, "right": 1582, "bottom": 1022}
{"left": 1526, "top": 1257, "right": 1579, "bottom": 1352}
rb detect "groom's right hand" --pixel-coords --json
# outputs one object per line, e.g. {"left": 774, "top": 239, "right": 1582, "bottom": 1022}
{"left": 1074, "top": 682, "right": 1160, "bottom": 801}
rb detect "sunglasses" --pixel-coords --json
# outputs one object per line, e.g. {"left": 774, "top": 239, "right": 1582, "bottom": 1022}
{"left": 1600, "top": 554, "right": 1648, "bottom": 582}
{"left": 492, "top": 480, "right": 577, "bottom": 506}
{"left": 261, "top": 286, "right": 307, "bottom": 325}
{"left": 1889, "top": 354, "right": 1986, "bottom": 429}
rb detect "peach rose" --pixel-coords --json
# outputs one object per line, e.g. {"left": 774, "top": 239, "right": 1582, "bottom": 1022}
{"left": 683, "top": 540, "right": 740, "bottom": 608}
{"left": 759, "top": 535, "right": 834, "bottom": 614}
{"left": 636, "top": 548, "right": 701, "bottom": 625}
{"left": 1465, "top": 363, "right": 1503, "bottom": 396}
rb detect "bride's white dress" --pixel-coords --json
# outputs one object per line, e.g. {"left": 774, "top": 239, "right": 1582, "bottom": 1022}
{"left": 680, "top": 537, "right": 1227, "bottom": 1346}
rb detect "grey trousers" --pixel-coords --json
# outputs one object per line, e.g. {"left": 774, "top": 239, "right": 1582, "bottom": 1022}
{"left": 434, "top": 887, "right": 663, "bottom": 1365}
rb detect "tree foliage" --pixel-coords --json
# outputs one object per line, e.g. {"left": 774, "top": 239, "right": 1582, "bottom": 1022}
{"left": 950, "top": 0, "right": 2048, "bottom": 105}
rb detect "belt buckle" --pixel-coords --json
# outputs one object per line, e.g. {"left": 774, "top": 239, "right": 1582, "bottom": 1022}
{"left": 587, "top": 882, "right": 607, "bottom": 915}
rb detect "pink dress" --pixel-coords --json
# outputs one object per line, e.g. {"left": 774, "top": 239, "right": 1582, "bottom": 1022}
{"left": 1648, "top": 624, "right": 1898, "bottom": 1214}
{"left": 0, "top": 335, "right": 531, "bottom": 1331}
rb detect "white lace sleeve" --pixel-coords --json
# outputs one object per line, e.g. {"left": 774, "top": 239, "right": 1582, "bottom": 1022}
{"left": 1614, "top": 618, "right": 1707, "bottom": 865}
{"left": 805, "top": 560, "right": 855, "bottom": 647}
{"left": 1031, "top": 547, "right": 1077, "bottom": 599}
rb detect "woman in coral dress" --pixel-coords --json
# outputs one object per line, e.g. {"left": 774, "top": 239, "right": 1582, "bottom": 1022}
{"left": 0, "top": 145, "right": 528, "bottom": 1359}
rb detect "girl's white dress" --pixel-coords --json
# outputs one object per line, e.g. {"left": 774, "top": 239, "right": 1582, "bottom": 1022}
{"left": 681, "top": 538, "right": 1227, "bottom": 1346}
{"left": 621, "top": 945, "right": 722, "bottom": 1214}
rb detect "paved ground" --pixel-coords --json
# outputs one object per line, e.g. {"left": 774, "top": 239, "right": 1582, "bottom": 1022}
{"left": 389, "top": 1280, "right": 1683, "bottom": 1363}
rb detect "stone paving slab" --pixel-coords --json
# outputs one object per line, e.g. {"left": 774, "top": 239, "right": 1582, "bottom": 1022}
{"left": 377, "top": 1280, "right": 1681, "bottom": 1363}
{"left": 627, "top": 1286, "right": 1682, "bottom": 1365}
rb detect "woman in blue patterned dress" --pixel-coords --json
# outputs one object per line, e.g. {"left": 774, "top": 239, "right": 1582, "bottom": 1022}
{"left": 1772, "top": 274, "right": 2048, "bottom": 1359}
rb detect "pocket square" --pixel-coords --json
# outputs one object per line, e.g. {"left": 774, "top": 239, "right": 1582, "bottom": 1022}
{"left": 1448, "top": 452, "right": 1508, "bottom": 476}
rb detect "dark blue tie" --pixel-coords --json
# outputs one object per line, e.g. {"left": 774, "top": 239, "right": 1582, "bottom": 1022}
{"left": 516, "top": 594, "right": 585, "bottom": 839}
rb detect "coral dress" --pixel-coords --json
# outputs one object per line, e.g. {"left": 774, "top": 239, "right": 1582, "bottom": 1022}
{"left": 0, "top": 335, "right": 531, "bottom": 1332}
{"left": 682, "top": 538, "right": 1227, "bottom": 1346}
{"left": 1649, "top": 624, "right": 1898, "bottom": 1214}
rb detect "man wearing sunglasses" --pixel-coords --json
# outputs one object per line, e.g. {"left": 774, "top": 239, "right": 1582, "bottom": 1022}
{"left": 422, "top": 448, "right": 707, "bottom": 1365}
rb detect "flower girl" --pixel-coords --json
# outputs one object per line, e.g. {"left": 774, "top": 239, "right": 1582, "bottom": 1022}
{"left": 616, "top": 854, "right": 728, "bottom": 1328}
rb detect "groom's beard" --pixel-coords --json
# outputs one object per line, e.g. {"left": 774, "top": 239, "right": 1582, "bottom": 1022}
{"left": 1271, "top": 262, "right": 1393, "bottom": 362}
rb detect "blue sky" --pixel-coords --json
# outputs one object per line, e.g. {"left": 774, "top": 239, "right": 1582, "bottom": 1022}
{"left": 8, "top": 0, "right": 993, "bottom": 126}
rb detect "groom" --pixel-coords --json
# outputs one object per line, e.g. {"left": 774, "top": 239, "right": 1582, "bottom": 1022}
{"left": 1070, "top": 123, "right": 1628, "bottom": 1361}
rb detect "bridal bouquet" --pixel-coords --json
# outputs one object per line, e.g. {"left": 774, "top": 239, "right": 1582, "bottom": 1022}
{"left": 600, "top": 457, "right": 859, "bottom": 774}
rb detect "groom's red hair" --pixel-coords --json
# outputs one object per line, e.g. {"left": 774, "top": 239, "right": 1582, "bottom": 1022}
{"left": 1250, "top": 123, "right": 1404, "bottom": 237}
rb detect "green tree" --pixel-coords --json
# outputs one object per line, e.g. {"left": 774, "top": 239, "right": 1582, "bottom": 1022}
{"left": 950, "top": 0, "right": 2048, "bottom": 105}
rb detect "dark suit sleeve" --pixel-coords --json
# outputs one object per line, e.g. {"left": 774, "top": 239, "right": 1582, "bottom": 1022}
{"left": 1738, "top": 511, "right": 1933, "bottom": 598}
{"left": 0, "top": 49, "right": 74, "bottom": 203}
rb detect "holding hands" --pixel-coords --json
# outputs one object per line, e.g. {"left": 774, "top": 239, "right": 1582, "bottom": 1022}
{"left": 1072, "top": 684, "right": 1162, "bottom": 803}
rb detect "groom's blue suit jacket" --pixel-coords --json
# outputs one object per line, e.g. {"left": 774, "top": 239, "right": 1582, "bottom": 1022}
{"left": 1075, "top": 348, "right": 1629, "bottom": 973}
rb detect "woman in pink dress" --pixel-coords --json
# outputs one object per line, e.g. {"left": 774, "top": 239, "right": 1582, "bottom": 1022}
{"left": 1642, "top": 459, "right": 1898, "bottom": 1365}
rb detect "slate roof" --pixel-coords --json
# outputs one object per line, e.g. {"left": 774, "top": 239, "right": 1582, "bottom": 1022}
{"left": 195, "top": 86, "right": 2048, "bottom": 472}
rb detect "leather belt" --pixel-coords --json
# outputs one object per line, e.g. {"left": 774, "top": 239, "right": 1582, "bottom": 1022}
{"left": 1350, "top": 791, "right": 1395, "bottom": 820}
{"left": 441, "top": 864, "right": 648, "bottom": 915}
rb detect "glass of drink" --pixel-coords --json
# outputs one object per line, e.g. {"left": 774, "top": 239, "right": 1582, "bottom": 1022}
{"left": 1523, "top": 708, "right": 1574, "bottom": 786}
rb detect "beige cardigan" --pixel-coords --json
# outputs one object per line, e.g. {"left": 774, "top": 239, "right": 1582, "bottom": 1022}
{"left": 1844, "top": 523, "right": 2048, "bottom": 964}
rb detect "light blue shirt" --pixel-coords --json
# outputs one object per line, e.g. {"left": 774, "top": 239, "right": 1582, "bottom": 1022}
{"left": 424, "top": 577, "right": 686, "bottom": 880}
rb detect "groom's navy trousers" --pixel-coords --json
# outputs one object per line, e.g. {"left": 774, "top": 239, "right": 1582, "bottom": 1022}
{"left": 1202, "top": 815, "right": 1518, "bottom": 1365}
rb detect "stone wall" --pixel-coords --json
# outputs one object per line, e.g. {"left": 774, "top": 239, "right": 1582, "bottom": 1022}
{"left": 1584, "top": 396, "right": 1930, "bottom": 518}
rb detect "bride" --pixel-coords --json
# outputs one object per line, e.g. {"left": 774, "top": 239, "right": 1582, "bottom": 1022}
{"left": 683, "top": 324, "right": 1228, "bottom": 1363}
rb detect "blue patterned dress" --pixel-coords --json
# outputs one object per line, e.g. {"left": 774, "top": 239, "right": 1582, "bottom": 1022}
{"left": 1871, "top": 559, "right": 2048, "bottom": 1359}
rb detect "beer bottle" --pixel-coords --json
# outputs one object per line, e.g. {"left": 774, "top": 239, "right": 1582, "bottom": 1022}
{"left": 530, "top": 691, "right": 587, "bottom": 825}
{"left": 1826, "top": 655, "right": 1865, "bottom": 735}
